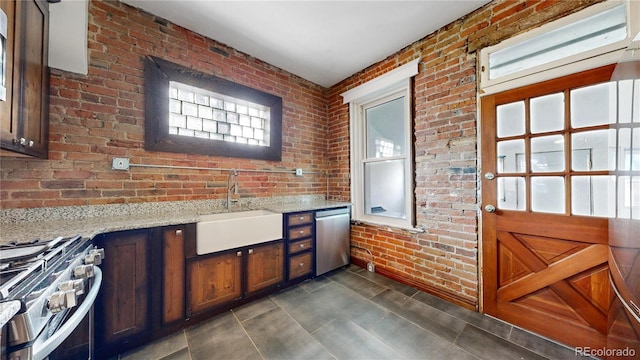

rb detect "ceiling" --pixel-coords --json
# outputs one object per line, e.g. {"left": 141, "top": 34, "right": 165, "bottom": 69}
{"left": 121, "top": 1, "right": 491, "bottom": 88}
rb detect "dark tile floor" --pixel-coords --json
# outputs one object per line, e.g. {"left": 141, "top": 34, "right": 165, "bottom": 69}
{"left": 118, "top": 265, "right": 584, "bottom": 360}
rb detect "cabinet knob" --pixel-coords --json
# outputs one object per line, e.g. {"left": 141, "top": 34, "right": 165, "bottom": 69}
{"left": 248, "top": 249, "right": 253, "bottom": 254}
{"left": 236, "top": 251, "right": 242, "bottom": 257}
{"left": 299, "top": 243, "right": 305, "bottom": 248}
{"left": 299, "top": 230, "right": 304, "bottom": 234}
{"left": 28, "top": 140, "right": 34, "bottom": 147}
{"left": 299, "top": 216, "right": 304, "bottom": 221}
{"left": 299, "top": 262, "right": 305, "bottom": 268}
{"left": 19, "top": 137, "right": 27, "bottom": 146}
{"left": 175, "top": 229, "right": 183, "bottom": 235}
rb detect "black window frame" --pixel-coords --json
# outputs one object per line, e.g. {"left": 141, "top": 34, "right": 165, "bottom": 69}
{"left": 144, "top": 56, "right": 282, "bottom": 161}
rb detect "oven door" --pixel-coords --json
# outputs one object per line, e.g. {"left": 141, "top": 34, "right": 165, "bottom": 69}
{"left": 9, "top": 267, "right": 102, "bottom": 360}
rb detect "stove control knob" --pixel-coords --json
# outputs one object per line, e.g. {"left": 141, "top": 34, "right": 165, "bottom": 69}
{"left": 59, "top": 279, "right": 85, "bottom": 296}
{"left": 47, "top": 290, "right": 78, "bottom": 314}
{"left": 84, "top": 248, "right": 105, "bottom": 265}
{"left": 73, "top": 264, "right": 95, "bottom": 279}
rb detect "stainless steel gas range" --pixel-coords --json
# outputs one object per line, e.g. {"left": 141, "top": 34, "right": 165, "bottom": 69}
{"left": 0, "top": 235, "right": 104, "bottom": 360}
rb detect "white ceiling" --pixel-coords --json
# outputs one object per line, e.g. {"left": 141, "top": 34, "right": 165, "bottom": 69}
{"left": 121, "top": 0, "right": 491, "bottom": 88}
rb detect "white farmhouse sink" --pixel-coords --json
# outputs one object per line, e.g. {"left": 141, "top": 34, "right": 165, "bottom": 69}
{"left": 196, "top": 210, "right": 283, "bottom": 255}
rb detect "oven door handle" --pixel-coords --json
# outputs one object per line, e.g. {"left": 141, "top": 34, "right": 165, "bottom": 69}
{"left": 32, "top": 267, "right": 102, "bottom": 360}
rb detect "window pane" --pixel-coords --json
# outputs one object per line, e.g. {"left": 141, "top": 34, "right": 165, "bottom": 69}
{"left": 571, "top": 130, "right": 615, "bottom": 171}
{"left": 366, "top": 97, "right": 405, "bottom": 158}
{"left": 572, "top": 176, "right": 616, "bottom": 217}
{"left": 497, "top": 101, "right": 525, "bottom": 137}
{"left": 531, "top": 176, "right": 565, "bottom": 214}
{"left": 531, "top": 93, "right": 564, "bottom": 133}
{"left": 488, "top": 4, "right": 627, "bottom": 80}
{"left": 364, "top": 160, "right": 406, "bottom": 219}
{"left": 497, "top": 177, "right": 526, "bottom": 211}
{"left": 571, "top": 82, "right": 617, "bottom": 128}
{"left": 497, "top": 139, "right": 525, "bottom": 173}
{"left": 618, "top": 176, "right": 640, "bottom": 219}
{"left": 531, "top": 135, "right": 564, "bottom": 172}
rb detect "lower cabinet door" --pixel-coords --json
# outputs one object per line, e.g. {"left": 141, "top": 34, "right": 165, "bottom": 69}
{"left": 188, "top": 251, "right": 242, "bottom": 314}
{"left": 247, "top": 242, "right": 284, "bottom": 294}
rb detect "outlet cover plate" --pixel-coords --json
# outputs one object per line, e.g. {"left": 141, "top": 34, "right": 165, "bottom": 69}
{"left": 112, "top": 157, "right": 130, "bottom": 170}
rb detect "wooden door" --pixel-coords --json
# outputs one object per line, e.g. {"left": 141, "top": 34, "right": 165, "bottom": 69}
{"left": 247, "top": 241, "right": 283, "bottom": 294}
{"left": 481, "top": 65, "right": 620, "bottom": 349}
{"left": 97, "top": 230, "right": 150, "bottom": 346}
{"left": 607, "top": 59, "right": 640, "bottom": 357}
{"left": 187, "top": 250, "right": 242, "bottom": 315}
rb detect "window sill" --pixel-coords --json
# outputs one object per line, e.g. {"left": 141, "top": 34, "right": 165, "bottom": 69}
{"left": 350, "top": 219, "right": 425, "bottom": 234}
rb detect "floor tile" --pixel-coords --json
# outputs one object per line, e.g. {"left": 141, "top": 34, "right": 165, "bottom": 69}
{"left": 312, "top": 317, "right": 400, "bottom": 359}
{"left": 508, "top": 326, "right": 580, "bottom": 360}
{"left": 370, "top": 313, "right": 479, "bottom": 360}
{"left": 311, "top": 282, "right": 388, "bottom": 329}
{"left": 412, "top": 291, "right": 513, "bottom": 339}
{"left": 298, "top": 275, "right": 333, "bottom": 293}
{"left": 120, "top": 331, "right": 187, "bottom": 360}
{"left": 233, "top": 297, "right": 277, "bottom": 322}
{"left": 270, "top": 284, "right": 340, "bottom": 333}
{"left": 455, "top": 324, "right": 548, "bottom": 360}
{"left": 159, "top": 348, "right": 191, "bottom": 360}
{"left": 327, "top": 270, "right": 386, "bottom": 298}
{"left": 185, "top": 311, "right": 261, "bottom": 360}
{"left": 371, "top": 288, "right": 467, "bottom": 342}
{"left": 352, "top": 268, "right": 419, "bottom": 297}
{"left": 241, "top": 307, "right": 334, "bottom": 360}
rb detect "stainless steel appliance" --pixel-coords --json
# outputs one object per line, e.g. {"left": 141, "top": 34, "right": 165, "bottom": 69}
{"left": 0, "top": 235, "right": 104, "bottom": 360}
{"left": 315, "top": 207, "right": 350, "bottom": 275}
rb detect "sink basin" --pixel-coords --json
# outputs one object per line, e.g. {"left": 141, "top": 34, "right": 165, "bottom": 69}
{"left": 196, "top": 210, "right": 283, "bottom": 255}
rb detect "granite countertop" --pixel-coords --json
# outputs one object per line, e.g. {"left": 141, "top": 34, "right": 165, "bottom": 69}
{"left": 0, "top": 300, "right": 21, "bottom": 327}
{"left": 0, "top": 199, "right": 350, "bottom": 244}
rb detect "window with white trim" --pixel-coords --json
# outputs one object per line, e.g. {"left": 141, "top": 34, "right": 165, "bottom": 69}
{"left": 342, "top": 59, "right": 419, "bottom": 229}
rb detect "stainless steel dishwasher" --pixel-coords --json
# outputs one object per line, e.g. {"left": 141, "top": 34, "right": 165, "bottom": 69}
{"left": 315, "top": 207, "right": 351, "bottom": 275}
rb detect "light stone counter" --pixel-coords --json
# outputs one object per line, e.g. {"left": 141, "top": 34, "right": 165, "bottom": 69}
{"left": 0, "top": 196, "right": 350, "bottom": 244}
{"left": 0, "top": 300, "right": 20, "bottom": 327}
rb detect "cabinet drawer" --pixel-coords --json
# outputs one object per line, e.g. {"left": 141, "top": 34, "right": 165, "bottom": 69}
{"left": 288, "top": 225, "right": 312, "bottom": 240}
{"left": 288, "top": 238, "right": 312, "bottom": 255}
{"left": 288, "top": 212, "right": 313, "bottom": 226}
{"left": 289, "top": 252, "right": 312, "bottom": 280}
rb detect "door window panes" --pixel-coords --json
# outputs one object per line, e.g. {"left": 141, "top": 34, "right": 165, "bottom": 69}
{"left": 572, "top": 176, "right": 615, "bottom": 217}
{"left": 497, "top": 139, "right": 525, "bottom": 173}
{"left": 571, "top": 82, "right": 616, "bottom": 128}
{"left": 366, "top": 97, "right": 406, "bottom": 158}
{"left": 571, "top": 130, "right": 615, "bottom": 171}
{"left": 530, "top": 136, "right": 565, "bottom": 172}
{"left": 531, "top": 177, "right": 565, "bottom": 214}
{"left": 498, "top": 177, "right": 526, "bottom": 211}
{"left": 531, "top": 93, "right": 564, "bottom": 133}
{"left": 497, "top": 101, "right": 525, "bottom": 137}
{"left": 364, "top": 160, "right": 406, "bottom": 219}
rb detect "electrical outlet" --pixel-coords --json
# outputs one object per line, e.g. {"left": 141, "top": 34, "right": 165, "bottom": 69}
{"left": 295, "top": 168, "right": 303, "bottom": 176}
{"left": 367, "top": 262, "right": 375, "bottom": 272}
{"left": 112, "top": 157, "right": 130, "bottom": 170}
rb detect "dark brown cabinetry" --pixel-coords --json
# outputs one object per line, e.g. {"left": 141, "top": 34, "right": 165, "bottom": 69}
{"left": 285, "top": 212, "right": 314, "bottom": 281}
{"left": 0, "top": 0, "right": 49, "bottom": 158}
{"left": 186, "top": 240, "right": 284, "bottom": 316}
{"left": 95, "top": 224, "right": 194, "bottom": 359}
{"left": 247, "top": 242, "right": 284, "bottom": 293}
{"left": 188, "top": 250, "right": 242, "bottom": 314}
{"left": 95, "top": 229, "right": 151, "bottom": 351}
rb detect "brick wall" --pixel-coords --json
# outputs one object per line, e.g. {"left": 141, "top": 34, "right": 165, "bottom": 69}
{"left": 0, "top": 0, "right": 328, "bottom": 209}
{"left": 327, "top": 0, "right": 602, "bottom": 308}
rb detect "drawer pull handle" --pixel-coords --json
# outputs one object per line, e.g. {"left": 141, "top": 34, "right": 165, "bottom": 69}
{"left": 299, "top": 217, "right": 304, "bottom": 221}
{"left": 299, "top": 230, "right": 304, "bottom": 234}
{"left": 299, "top": 262, "right": 305, "bottom": 267}
{"left": 299, "top": 244, "right": 305, "bottom": 248}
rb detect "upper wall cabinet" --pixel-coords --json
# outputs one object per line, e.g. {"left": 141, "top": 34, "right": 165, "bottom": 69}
{"left": 0, "top": 0, "right": 49, "bottom": 158}
{"left": 144, "top": 56, "right": 283, "bottom": 161}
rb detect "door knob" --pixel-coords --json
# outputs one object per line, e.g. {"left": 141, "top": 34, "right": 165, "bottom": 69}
{"left": 484, "top": 205, "right": 496, "bottom": 213}
{"left": 484, "top": 172, "right": 495, "bottom": 180}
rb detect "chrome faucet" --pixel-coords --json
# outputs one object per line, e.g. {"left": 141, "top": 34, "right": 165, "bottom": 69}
{"left": 227, "top": 169, "right": 239, "bottom": 210}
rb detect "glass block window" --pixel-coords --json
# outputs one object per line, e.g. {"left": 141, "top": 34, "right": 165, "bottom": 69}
{"left": 169, "top": 82, "right": 270, "bottom": 146}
